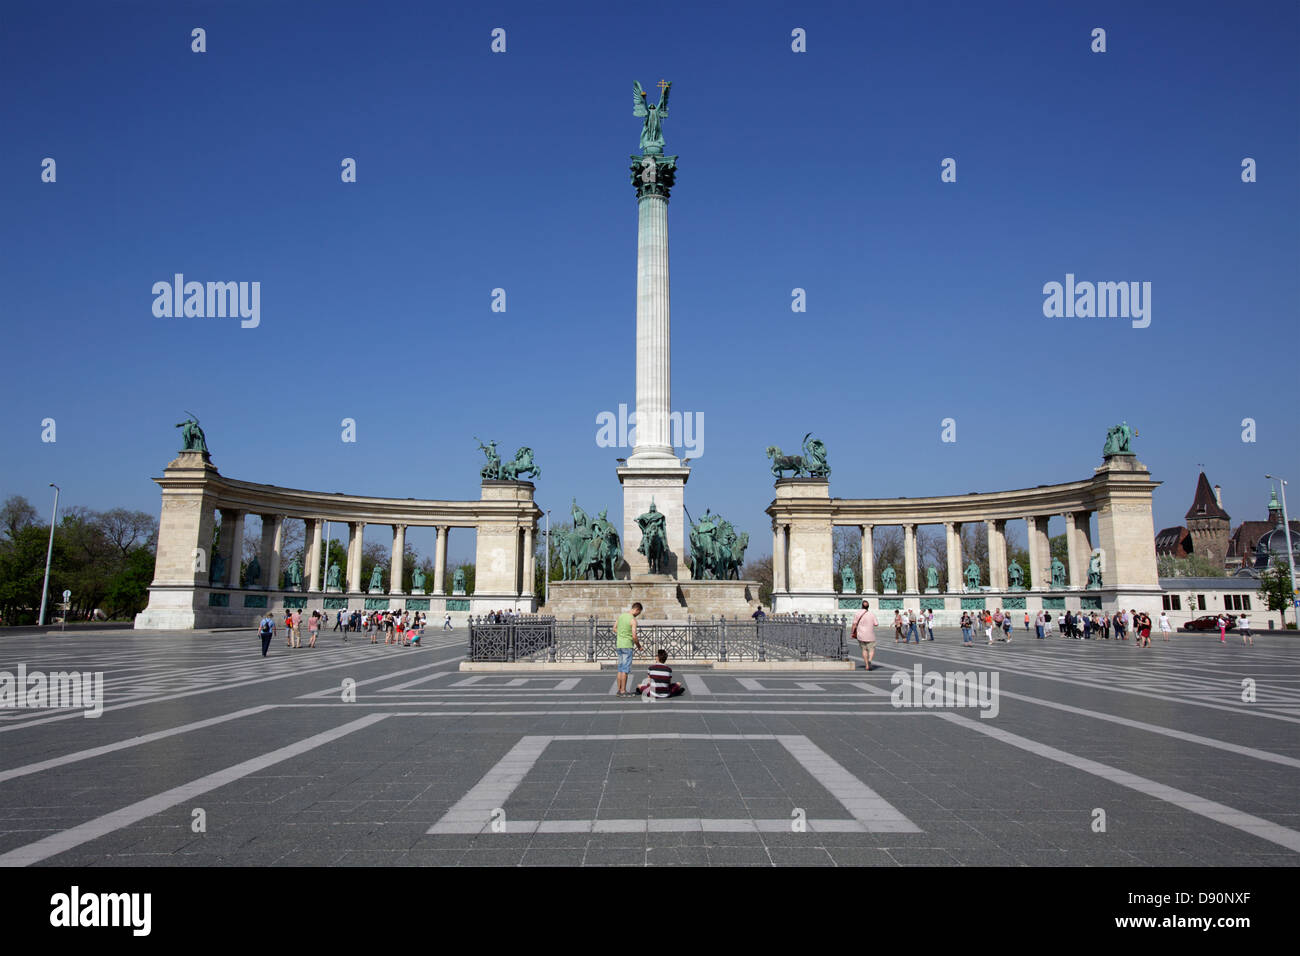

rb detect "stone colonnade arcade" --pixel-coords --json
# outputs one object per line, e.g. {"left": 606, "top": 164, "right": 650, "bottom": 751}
{"left": 134, "top": 450, "right": 541, "bottom": 629}
{"left": 766, "top": 455, "right": 1160, "bottom": 622}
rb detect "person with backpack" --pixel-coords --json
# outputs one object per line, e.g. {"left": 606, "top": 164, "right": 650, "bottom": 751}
{"left": 258, "top": 613, "right": 276, "bottom": 657}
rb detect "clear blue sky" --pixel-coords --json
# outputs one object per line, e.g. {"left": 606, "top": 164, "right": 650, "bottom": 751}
{"left": 2, "top": 0, "right": 1297, "bottom": 564}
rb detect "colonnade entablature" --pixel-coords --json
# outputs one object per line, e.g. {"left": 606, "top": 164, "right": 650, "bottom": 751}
{"left": 135, "top": 450, "right": 541, "bottom": 629}
{"left": 766, "top": 456, "right": 1162, "bottom": 619}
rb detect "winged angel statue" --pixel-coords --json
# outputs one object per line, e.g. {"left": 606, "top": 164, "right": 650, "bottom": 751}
{"left": 633, "top": 80, "right": 671, "bottom": 154}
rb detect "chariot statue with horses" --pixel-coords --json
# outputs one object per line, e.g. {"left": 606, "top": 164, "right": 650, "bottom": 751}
{"left": 476, "top": 438, "right": 541, "bottom": 481}
{"left": 765, "top": 433, "right": 831, "bottom": 479}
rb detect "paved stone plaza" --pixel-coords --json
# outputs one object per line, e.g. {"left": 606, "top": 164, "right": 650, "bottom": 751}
{"left": 0, "top": 629, "right": 1297, "bottom": 867}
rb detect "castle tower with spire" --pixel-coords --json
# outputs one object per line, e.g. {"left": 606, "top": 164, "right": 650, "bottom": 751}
{"left": 1185, "top": 472, "right": 1231, "bottom": 569}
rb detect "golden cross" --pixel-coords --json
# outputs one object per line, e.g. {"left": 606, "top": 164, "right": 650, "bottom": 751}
{"left": 657, "top": 79, "right": 669, "bottom": 92}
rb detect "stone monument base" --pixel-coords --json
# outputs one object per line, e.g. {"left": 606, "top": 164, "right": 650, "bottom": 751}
{"left": 545, "top": 578, "right": 762, "bottom": 622}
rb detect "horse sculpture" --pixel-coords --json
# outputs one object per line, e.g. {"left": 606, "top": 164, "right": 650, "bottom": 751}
{"left": 766, "top": 433, "right": 831, "bottom": 479}
{"left": 500, "top": 446, "right": 541, "bottom": 480}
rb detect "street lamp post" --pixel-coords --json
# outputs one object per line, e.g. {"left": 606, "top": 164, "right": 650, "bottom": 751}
{"left": 1265, "top": 475, "right": 1298, "bottom": 625}
{"left": 37, "top": 483, "right": 60, "bottom": 629}
{"left": 544, "top": 510, "right": 551, "bottom": 607}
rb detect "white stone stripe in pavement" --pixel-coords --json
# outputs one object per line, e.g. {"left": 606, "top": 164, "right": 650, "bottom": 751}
{"left": 297, "top": 660, "right": 459, "bottom": 698}
{"left": 0, "top": 713, "right": 392, "bottom": 867}
{"left": 428, "top": 735, "right": 552, "bottom": 834}
{"left": 492, "top": 818, "right": 900, "bottom": 834}
{"left": 872, "top": 662, "right": 1300, "bottom": 769}
{"left": 941, "top": 712, "right": 1300, "bottom": 854}
{"left": 0, "top": 705, "right": 276, "bottom": 785}
{"left": 683, "top": 675, "right": 710, "bottom": 696}
{"left": 886, "top": 644, "right": 1300, "bottom": 725}
{"left": 428, "top": 733, "right": 919, "bottom": 835}
{"left": 376, "top": 671, "right": 455, "bottom": 692}
{"left": 0, "top": 651, "right": 460, "bottom": 733}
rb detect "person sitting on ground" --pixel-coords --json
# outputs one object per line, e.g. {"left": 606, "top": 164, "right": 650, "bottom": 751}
{"left": 636, "top": 648, "right": 685, "bottom": 699}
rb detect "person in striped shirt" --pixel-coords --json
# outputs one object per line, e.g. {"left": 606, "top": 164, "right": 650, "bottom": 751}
{"left": 636, "top": 649, "right": 685, "bottom": 699}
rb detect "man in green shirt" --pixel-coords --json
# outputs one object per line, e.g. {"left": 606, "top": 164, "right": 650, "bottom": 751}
{"left": 615, "top": 602, "right": 643, "bottom": 696}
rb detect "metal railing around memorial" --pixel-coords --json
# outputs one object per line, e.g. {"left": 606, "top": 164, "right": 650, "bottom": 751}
{"left": 466, "top": 613, "right": 848, "bottom": 663}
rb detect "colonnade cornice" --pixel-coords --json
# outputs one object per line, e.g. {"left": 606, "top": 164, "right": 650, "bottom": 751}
{"left": 160, "top": 474, "right": 541, "bottom": 527}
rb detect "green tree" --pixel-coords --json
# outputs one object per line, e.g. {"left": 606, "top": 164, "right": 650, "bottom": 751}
{"left": 0, "top": 524, "right": 65, "bottom": 624}
{"left": 1259, "top": 559, "right": 1296, "bottom": 626}
{"left": 104, "top": 547, "right": 156, "bottom": 618}
{"left": 743, "top": 555, "right": 773, "bottom": 607}
{"left": 1, "top": 495, "right": 39, "bottom": 540}
{"left": 534, "top": 523, "right": 570, "bottom": 606}
{"left": 1157, "top": 554, "right": 1226, "bottom": 578}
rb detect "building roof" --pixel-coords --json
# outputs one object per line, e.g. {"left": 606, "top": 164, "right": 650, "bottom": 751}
{"left": 1228, "top": 520, "right": 1278, "bottom": 559}
{"left": 1185, "top": 472, "right": 1230, "bottom": 522}
{"left": 1154, "top": 526, "right": 1191, "bottom": 556}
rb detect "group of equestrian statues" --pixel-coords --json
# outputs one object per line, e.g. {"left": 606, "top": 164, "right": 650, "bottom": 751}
{"left": 552, "top": 498, "right": 750, "bottom": 582}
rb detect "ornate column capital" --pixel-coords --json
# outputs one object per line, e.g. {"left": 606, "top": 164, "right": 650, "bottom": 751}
{"left": 630, "top": 154, "right": 677, "bottom": 200}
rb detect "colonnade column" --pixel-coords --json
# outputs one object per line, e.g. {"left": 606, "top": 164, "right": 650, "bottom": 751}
{"left": 523, "top": 527, "right": 535, "bottom": 598}
{"left": 1025, "top": 516, "right": 1044, "bottom": 590}
{"left": 775, "top": 525, "right": 788, "bottom": 593}
{"left": 213, "top": 507, "right": 239, "bottom": 586}
{"left": 345, "top": 522, "right": 362, "bottom": 592}
{"left": 903, "top": 524, "right": 918, "bottom": 593}
{"left": 986, "top": 519, "right": 1008, "bottom": 591}
{"left": 305, "top": 518, "right": 322, "bottom": 591}
{"left": 259, "top": 514, "right": 283, "bottom": 591}
{"left": 390, "top": 524, "right": 406, "bottom": 594}
{"left": 433, "top": 526, "right": 448, "bottom": 595}
{"left": 1065, "top": 512, "right": 1085, "bottom": 588}
{"left": 225, "top": 510, "right": 245, "bottom": 587}
{"left": 860, "top": 525, "right": 874, "bottom": 592}
{"left": 945, "top": 522, "right": 962, "bottom": 592}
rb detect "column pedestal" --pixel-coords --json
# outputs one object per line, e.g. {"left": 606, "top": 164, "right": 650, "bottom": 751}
{"left": 618, "top": 460, "right": 690, "bottom": 580}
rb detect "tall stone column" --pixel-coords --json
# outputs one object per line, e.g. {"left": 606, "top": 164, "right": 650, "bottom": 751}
{"left": 987, "top": 519, "right": 1008, "bottom": 591}
{"left": 618, "top": 149, "right": 690, "bottom": 579}
{"left": 903, "top": 524, "right": 918, "bottom": 593}
{"left": 306, "top": 518, "right": 322, "bottom": 591}
{"left": 861, "top": 525, "right": 874, "bottom": 592}
{"left": 523, "top": 527, "right": 535, "bottom": 598}
{"left": 434, "top": 526, "right": 448, "bottom": 594}
{"left": 260, "top": 514, "right": 283, "bottom": 591}
{"left": 945, "top": 522, "right": 962, "bottom": 592}
{"left": 225, "top": 510, "right": 245, "bottom": 588}
{"left": 347, "top": 521, "right": 365, "bottom": 592}
{"left": 214, "top": 507, "right": 239, "bottom": 587}
{"left": 390, "top": 524, "right": 406, "bottom": 594}
{"left": 1025, "top": 516, "right": 1045, "bottom": 589}
{"left": 1038, "top": 522, "right": 1053, "bottom": 586}
{"left": 772, "top": 526, "right": 783, "bottom": 593}
{"left": 1065, "top": 512, "right": 1085, "bottom": 588}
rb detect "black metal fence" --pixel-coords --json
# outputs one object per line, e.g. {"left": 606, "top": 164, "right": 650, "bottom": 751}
{"left": 467, "top": 613, "right": 847, "bottom": 663}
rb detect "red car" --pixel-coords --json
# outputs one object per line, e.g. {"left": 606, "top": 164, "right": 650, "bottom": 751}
{"left": 1184, "top": 615, "right": 1237, "bottom": 632}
